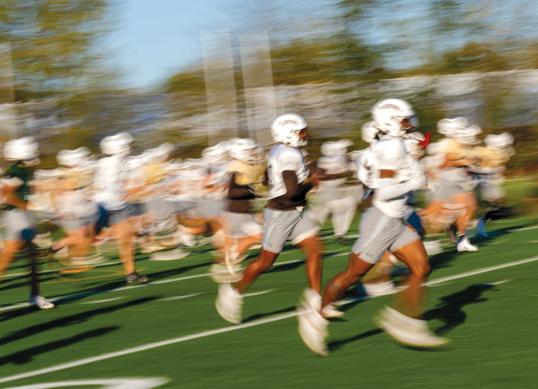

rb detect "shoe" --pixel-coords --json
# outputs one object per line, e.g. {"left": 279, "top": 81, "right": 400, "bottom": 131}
{"left": 476, "top": 217, "right": 489, "bottom": 238}
{"left": 29, "top": 295, "right": 55, "bottom": 310}
{"left": 209, "top": 263, "right": 243, "bottom": 284}
{"left": 297, "top": 289, "right": 329, "bottom": 356}
{"left": 215, "top": 283, "right": 243, "bottom": 324}
{"left": 363, "top": 281, "right": 400, "bottom": 297}
{"left": 376, "top": 306, "right": 448, "bottom": 348}
{"left": 457, "top": 236, "right": 479, "bottom": 252}
{"left": 126, "top": 272, "right": 149, "bottom": 285}
{"left": 321, "top": 304, "right": 345, "bottom": 319}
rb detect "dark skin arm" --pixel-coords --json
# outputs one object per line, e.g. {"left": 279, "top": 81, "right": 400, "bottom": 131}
{"left": 3, "top": 184, "right": 28, "bottom": 209}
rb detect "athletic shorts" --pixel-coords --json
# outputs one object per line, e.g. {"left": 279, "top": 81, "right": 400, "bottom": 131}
{"left": 262, "top": 207, "right": 319, "bottom": 254}
{"left": 1, "top": 209, "right": 35, "bottom": 241}
{"left": 95, "top": 204, "right": 134, "bottom": 233}
{"left": 352, "top": 206, "right": 420, "bottom": 264}
{"left": 223, "top": 211, "right": 262, "bottom": 238}
{"left": 184, "top": 198, "right": 224, "bottom": 219}
{"left": 59, "top": 214, "right": 97, "bottom": 232}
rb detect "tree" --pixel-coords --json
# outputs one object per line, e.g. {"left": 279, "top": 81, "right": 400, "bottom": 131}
{"left": 0, "top": 0, "right": 111, "bottom": 100}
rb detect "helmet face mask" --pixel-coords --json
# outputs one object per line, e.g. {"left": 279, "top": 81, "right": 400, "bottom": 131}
{"left": 271, "top": 113, "right": 308, "bottom": 147}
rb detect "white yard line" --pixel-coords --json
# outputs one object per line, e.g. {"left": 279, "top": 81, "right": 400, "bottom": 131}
{"left": 508, "top": 225, "right": 538, "bottom": 232}
{"left": 244, "top": 289, "right": 274, "bottom": 297}
{"left": 1, "top": 254, "right": 537, "bottom": 385}
{"left": 159, "top": 293, "right": 204, "bottom": 302}
{"left": 81, "top": 297, "right": 124, "bottom": 305}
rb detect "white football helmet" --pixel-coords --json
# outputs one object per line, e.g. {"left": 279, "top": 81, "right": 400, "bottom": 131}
{"left": 361, "top": 121, "right": 380, "bottom": 144}
{"left": 437, "top": 117, "right": 469, "bottom": 137}
{"left": 321, "top": 139, "right": 352, "bottom": 157}
{"left": 485, "top": 132, "right": 514, "bottom": 149}
{"left": 202, "top": 143, "right": 229, "bottom": 164}
{"left": 100, "top": 132, "right": 133, "bottom": 156}
{"left": 57, "top": 147, "right": 91, "bottom": 168}
{"left": 456, "top": 124, "right": 482, "bottom": 145}
{"left": 3, "top": 136, "right": 40, "bottom": 164}
{"left": 371, "top": 98, "right": 417, "bottom": 138}
{"left": 270, "top": 113, "right": 308, "bottom": 147}
{"left": 147, "top": 143, "right": 174, "bottom": 163}
{"left": 228, "top": 138, "right": 263, "bottom": 164}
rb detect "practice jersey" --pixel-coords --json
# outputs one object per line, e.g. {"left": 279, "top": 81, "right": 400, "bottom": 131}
{"left": 266, "top": 144, "right": 309, "bottom": 199}
{"left": 368, "top": 138, "right": 426, "bottom": 218}
{"left": 473, "top": 146, "right": 512, "bottom": 172}
{"left": 93, "top": 155, "right": 129, "bottom": 210}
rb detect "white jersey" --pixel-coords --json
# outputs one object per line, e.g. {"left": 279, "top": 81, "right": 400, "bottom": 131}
{"left": 93, "top": 155, "right": 129, "bottom": 210}
{"left": 369, "top": 138, "right": 426, "bottom": 218}
{"left": 317, "top": 155, "right": 349, "bottom": 190}
{"left": 267, "top": 144, "right": 309, "bottom": 199}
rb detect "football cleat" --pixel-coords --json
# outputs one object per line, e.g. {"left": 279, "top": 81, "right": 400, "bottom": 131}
{"left": 215, "top": 283, "right": 243, "bottom": 324}
{"left": 376, "top": 306, "right": 448, "bottom": 348}
{"left": 321, "top": 304, "right": 345, "bottom": 319}
{"left": 126, "top": 272, "right": 149, "bottom": 285}
{"left": 457, "top": 236, "right": 479, "bottom": 252}
{"left": 363, "top": 280, "right": 402, "bottom": 297}
{"left": 297, "top": 290, "right": 329, "bottom": 356}
{"left": 29, "top": 295, "right": 55, "bottom": 310}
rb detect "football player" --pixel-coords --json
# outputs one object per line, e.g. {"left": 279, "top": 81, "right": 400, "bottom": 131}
{"left": 0, "top": 137, "right": 55, "bottom": 309}
{"left": 215, "top": 113, "right": 323, "bottom": 324}
{"left": 298, "top": 99, "right": 447, "bottom": 356}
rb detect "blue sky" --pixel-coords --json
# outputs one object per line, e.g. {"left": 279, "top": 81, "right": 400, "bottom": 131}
{"left": 104, "top": 0, "right": 332, "bottom": 89}
{"left": 103, "top": 0, "right": 538, "bottom": 89}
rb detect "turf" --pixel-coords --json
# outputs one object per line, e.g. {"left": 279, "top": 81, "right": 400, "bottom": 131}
{"left": 1, "top": 203, "right": 538, "bottom": 387}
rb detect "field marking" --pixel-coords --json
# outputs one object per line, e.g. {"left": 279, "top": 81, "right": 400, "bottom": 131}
{"left": 6, "top": 377, "right": 168, "bottom": 389}
{"left": 425, "top": 257, "right": 538, "bottom": 286}
{"left": 244, "top": 289, "right": 274, "bottom": 297}
{"left": 81, "top": 297, "right": 124, "bottom": 305}
{"left": 159, "top": 293, "right": 204, "bottom": 302}
{"left": 3, "top": 261, "right": 123, "bottom": 279}
{"left": 508, "top": 225, "right": 538, "bottom": 232}
{"left": 0, "top": 311, "right": 300, "bottom": 385}
{"left": 1, "top": 255, "right": 537, "bottom": 385}
{"left": 0, "top": 253, "right": 346, "bottom": 313}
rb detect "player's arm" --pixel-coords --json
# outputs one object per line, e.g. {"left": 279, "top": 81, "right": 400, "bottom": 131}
{"left": 228, "top": 173, "right": 254, "bottom": 199}
{"left": 3, "top": 178, "right": 28, "bottom": 209}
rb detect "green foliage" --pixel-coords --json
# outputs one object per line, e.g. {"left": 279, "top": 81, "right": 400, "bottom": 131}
{"left": 0, "top": 0, "right": 110, "bottom": 98}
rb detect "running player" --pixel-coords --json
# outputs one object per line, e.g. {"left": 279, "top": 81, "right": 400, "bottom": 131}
{"left": 0, "top": 137, "right": 55, "bottom": 309}
{"left": 215, "top": 113, "right": 323, "bottom": 324}
{"left": 298, "top": 99, "right": 447, "bottom": 355}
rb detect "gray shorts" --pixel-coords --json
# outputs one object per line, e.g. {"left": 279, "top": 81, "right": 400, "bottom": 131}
{"left": 107, "top": 205, "right": 134, "bottom": 225}
{"left": 185, "top": 198, "right": 224, "bottom": 219}
{"left": 223, "top": 211, "right": 262, "bottom": 238}
{"left": 1, "top": 209, "right": 35, "bottom": 241}
{"left": 352, "top": 206, "right": 420, "bottom": 264}
{"left": 262, "top": 207, "right": 319, "bottom": 254}
{"left": 59, "top": 214, "right": 97, "bottom": 232}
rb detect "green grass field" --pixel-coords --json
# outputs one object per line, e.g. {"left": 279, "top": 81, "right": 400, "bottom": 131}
{"left": 1, "top": 193, "right": 538, "bottom": 388}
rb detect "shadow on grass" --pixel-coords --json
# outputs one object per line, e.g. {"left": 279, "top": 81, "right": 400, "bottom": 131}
{"left": 0, "top": 326, "right": 119, "bottom": 366}
{"left": 429, "top": 224, "right": 528, "bottom": 272}
{"left": 0, "top": 296, "right": 159, "bottom": 345}
{"left": 424, "top": 283, "right": 495, "bottom": 335}
{"left": 243, "top": 306, "right": 296, "bottom": 322}
{"left": 328, "top": 282, "right": 496, "bottom": 352}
